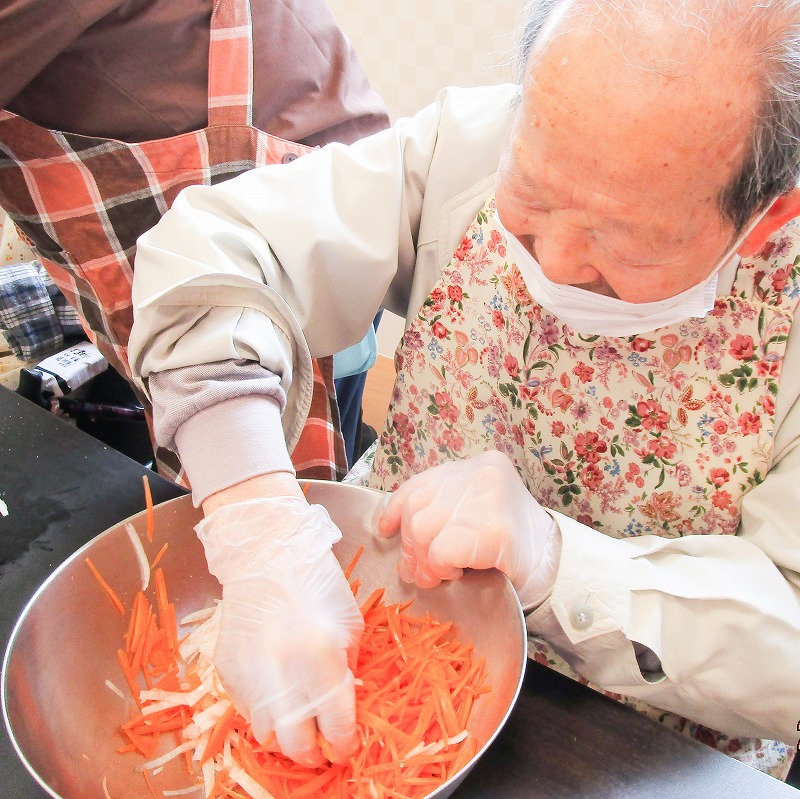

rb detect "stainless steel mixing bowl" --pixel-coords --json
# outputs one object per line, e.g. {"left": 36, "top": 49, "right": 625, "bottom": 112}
{"left": 3, "top": 480, "right": 526, "bottom": 799}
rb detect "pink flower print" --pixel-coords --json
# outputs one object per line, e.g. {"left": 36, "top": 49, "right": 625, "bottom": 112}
{"left": 639, "top": 491, "right": 681, "bottom": 524}
{"left": 580, "top": 463, "right": 605, "bottom": 490}
{"left": 501, "top": 267, "right": 532, "bottom": 306}
{"left": 519, "top": 381, "right": 541, "bottom": 401}
{"left": 637, "top": 399, "right": 670, "bottom": 433}
{"left": 737, "top": 411, "right": 762, "bottom": 435}
{"left": 712, "top": 490, "right": 733, "bottom": 509}
{"left": 551, "top": 389, "right": 573, "bottom": 412}
{"left": 512, "top": 423, "right": 525, "bottom": 447}
{"left": 771, "top": 267, "right": 790, "bottom": 294}
{"left": 505, "top": 353, "right": 520, "bottom": 378}
{"left": 648, "top": 436, "right": 677, "bottom": 460}
{"left": 523, "top": 417, "right": 537, "bottom": 436}
{"left": 674, "top": 462, "right": 692, "bottom": 487}
{"left": 759, "top": 240, "right": 777, "bottom": 260}
{"left": 448, "top": 284, "right": 464, "bottom": 303}
{"left": 624, "top": 463, "right": 646, "bottom": 488}
{"left": 756, "top": 359, "right": 779, "bottom": 377}
{"left": 577, "top": 514, "right": 595, "bottom": 527}
{"left": 485, "top": 344, "right": 502, "bottom": 379}
{"left": 761, "top": 394, "right": 776, "bottom": 416}
{"left": 393, "top": 411, "right": 415, "bottom": 439}
{"left": 454, "top": 235, "right": 473, "bottom": 261}
{"left": 571, "top": 399, "right": 591, "bottom": 422}
{"left": 497, "top": 244, "right": 507, "bottom": 258}
{"left": 551, "top": 420, "right": 566, "bottom": 437}
{"left": 573, "top": 362, "right": 595, "bottom": 383}
{"left": 661, "top": 334, "right": 692, "bottom": 370}
{"left": 429, "top": 287, "right": 446, "bottom": 311}
{"left": 454, "top": 330, "right": 478, "bottom": 368}
{"left": 432, "top": 320, "right": 449, "bottom": 339}
{"left": 540, "top": 317, "right": 560, "bottom": 345}
{"left": 709, "top": 467, "right": 730, "bottom": 486}
{"left": 676, "top": 385, "right": 705, "bottom": 426}
{"left": 631, "top": 337, "right": 653, "bottom": 353}
{"left": 729, "top": 334, "right": 755, "bottom": 361}
{"left": 713, "top": 419, "right": 728, "bottom": 434}
{"left": 434, "top": 391, "right": 459, "bottom": 424}
{"left": 487, "top": 229, "right": 502, "bottom": 252}
{"left": 403, "top": 328, "right": 423, "bottom": 351}
{"left": 492, "top": 309, "right": 505, "bottom": 330}
{"left": 441, "top": 428, "right": 465, "bottom": 452}
{"left": 574, "top": 431, "right": 607, "bottom": 464}
{"left": 463, "top": 386, "right": 488, "bottom": 423}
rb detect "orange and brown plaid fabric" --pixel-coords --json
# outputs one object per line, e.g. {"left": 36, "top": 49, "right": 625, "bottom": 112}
{"left": 0, "top": 0, "right": 346, "bottom": 484}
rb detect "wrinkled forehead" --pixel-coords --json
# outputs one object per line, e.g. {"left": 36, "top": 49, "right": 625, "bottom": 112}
{"left": 515, "top": 0, "right": 761, "bottom": 206}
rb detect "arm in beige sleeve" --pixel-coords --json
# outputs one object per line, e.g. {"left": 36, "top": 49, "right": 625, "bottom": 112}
{"left": 130, "top": 87, "right": 516, "bottom": 507}
{"left": 526, "top": 329, "right": 800, "bottom": 743}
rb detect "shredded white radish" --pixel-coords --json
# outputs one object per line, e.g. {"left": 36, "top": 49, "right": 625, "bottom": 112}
{"left": 202, "top": 759, "right": 215, "bottom": 799}
{"left": 179, "top": 606, "right": 217, "bottom": 626}
{"left": 102, "top": 775, "right": 112, "bottom": 799}
{"left": 192, "top": 729, "right": 212, "bottom": 764}
{"left": 104, "top": 679, "right": 125, "bottom": 700}
{"left": 152, "top": 766, "right": 164, "bottom": 776}
{"left": 162, "top": 785, "right": 204, "bottom": 796}
{"left": 228, "top": 763, "right": 277, "bottom": 799}
{"left": 125, "top": 522, "right": 150, "bottom": 591}
{"left": 183, "top": 699, "right": 231, "bottom": 739}
{"left": 140, "top": 683, "right": 209, "bottom": 714}
{"left": 137, "top": 740, "right": 196, "bottom": 772}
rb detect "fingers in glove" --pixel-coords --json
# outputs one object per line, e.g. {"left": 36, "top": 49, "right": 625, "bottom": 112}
{"left": 316, "top": 670, "right": 359, "bottom": 763}
{"left": 274, "top": 716, "right": 325, "bottom": 768}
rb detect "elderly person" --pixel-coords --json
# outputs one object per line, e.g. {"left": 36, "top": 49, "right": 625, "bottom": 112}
{"left": 130, "top": 0, "right": 800, "bottom": 778}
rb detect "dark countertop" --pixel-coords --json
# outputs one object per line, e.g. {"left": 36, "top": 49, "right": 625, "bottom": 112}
{"left": 1, "top": 384, "right": 797, "bottom": 799}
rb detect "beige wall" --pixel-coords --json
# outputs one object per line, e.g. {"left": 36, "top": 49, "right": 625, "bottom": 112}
{"left": 327, "top": 0, "right": 523, "bottom": 123}
{"left": 326, "top": 0, "right": 525, "bottom": 354}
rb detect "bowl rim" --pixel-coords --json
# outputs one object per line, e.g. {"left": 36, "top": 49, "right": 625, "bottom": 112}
{"left": 2, "top": 484, "right": 528, "bottom": 799}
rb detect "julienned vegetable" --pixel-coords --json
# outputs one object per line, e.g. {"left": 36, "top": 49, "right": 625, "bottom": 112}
{"left": 89, "top": 496, "right": 491, "bottom": 799}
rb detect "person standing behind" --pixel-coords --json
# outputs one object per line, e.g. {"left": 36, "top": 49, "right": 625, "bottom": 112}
{"left": 0, "top": 0, "right": 389, "bottom": 479}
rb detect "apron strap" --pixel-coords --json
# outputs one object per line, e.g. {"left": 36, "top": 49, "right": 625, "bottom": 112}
{"left": 207, "top": 0, "right": 254, "bottom": 126}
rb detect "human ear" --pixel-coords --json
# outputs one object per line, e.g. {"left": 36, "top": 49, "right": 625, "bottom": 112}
{"left": 738, "top": 188, "right": 800, "bottom": 257}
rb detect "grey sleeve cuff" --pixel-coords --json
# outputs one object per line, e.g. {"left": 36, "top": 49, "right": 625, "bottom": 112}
{"left": 174, "top": 394, "right": 294, "bottom": 507}
{"left": 149, "top": 360, "right": 288, "bottom": 450}
{"left": 147, "top": 360, "right": 294, "bottom": 505}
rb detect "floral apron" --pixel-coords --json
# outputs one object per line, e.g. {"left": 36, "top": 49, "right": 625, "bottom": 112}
{"left": 367, "top": 195, "right": 800, "bottom": 779}
{"left": 0, "top": 0, "right": 347, "bottom": 484}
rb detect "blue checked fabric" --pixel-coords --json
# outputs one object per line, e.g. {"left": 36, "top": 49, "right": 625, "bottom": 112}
{"left": 0, "top": 261, "right": 83, "bottom": 360}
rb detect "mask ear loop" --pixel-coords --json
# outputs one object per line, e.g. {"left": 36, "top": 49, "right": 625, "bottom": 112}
{"left": 709, "top": 200, "right": 776, "bottom": 278}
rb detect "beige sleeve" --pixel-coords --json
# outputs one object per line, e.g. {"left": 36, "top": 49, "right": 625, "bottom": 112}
{"left": 130, "top": 85, "right": 516, "bottom": 450}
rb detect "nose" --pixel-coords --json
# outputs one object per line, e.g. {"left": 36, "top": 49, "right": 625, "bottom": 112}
{"left": 532, "top": 235, "right": 603, "bottom": 287}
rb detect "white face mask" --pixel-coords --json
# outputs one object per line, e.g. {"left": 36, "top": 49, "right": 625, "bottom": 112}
{"left": 497, "top": 206, "right": 772, "bottom": 337}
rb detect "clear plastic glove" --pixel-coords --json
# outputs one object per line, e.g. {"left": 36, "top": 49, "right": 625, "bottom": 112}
{"left": 196, "top": 497, "right": 364, "bottom": 766}
{"left": 375, "top": 451, "right": 561, "bottom": 609}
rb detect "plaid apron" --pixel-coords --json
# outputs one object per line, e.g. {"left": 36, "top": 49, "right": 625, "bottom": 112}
{"left": 0, "top": 0, "right": 347, "bottom": 484}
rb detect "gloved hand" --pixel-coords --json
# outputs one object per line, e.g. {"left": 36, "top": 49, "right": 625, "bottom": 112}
{"left": 375, "top": 451, "right": 561, "bottom": 609}
{"left": 195, "top": 497, "right": 364, "bottom": 766}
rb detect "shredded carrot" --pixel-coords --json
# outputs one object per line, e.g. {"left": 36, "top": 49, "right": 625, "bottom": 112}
{"left": 142, "top": 474, "right": 155, "bottom": 542}
{"left": 150, "top": 542, "right": 169, "bottom": 571}
{"left": 85, "top": 557, "right": 126, "bottom": 615}
{"left": 110, "top": 528, "right": 491, "bottom": 799}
